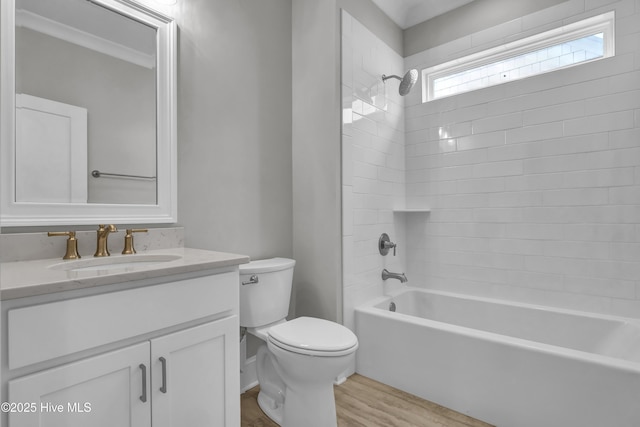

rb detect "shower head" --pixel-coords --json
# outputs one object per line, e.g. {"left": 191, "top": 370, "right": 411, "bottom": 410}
{"left": 382, "top": 69, "right": 418, "bottom": 96}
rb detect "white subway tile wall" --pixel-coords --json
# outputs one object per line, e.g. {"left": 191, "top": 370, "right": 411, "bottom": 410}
{"left": 402, "top": 0, "right": 640, "bottom": 318}
{"left": 341, "top": 11, "right": 406, "bottom": 330}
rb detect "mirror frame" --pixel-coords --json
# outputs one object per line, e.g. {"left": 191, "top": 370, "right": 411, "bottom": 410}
{"left": 0, "top": 0, "right": 177, "bottom": 226}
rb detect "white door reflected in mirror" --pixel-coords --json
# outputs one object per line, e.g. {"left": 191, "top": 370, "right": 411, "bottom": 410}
{"left": 16, "top": 94, "right": 87, "bottom": 203}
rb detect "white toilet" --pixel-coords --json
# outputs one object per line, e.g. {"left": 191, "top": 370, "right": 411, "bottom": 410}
{"left": 240, "top": 258, "right": 358, "bottom": 427}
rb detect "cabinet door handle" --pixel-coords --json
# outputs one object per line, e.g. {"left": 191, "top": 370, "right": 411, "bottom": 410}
{"left": 139, "top": 363, "right": 148, "bottom": 403}
{"left": 159, "top": 356, "right": 167, "bottom": 393}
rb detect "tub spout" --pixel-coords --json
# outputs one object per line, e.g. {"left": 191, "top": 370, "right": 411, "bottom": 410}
{"left": 382, "top": 269, "right": 408, "bottom": 283}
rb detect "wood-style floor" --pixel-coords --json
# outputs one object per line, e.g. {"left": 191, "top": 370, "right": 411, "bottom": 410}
{"left": 241, "top": 374, "right": 493, "bottom": 427}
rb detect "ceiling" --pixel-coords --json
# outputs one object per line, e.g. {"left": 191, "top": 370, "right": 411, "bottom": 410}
{"left": 370, "top": 0, "right": 476, "bottom": 29}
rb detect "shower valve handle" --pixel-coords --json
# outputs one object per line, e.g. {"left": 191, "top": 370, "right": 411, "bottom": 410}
{"left": 383, "top": 241, "right": 397, "bottom": 256}
{"left": 379, "top": 233, "right": 397, "bottom": 256}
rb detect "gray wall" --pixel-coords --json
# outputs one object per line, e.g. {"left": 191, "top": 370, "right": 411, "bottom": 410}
{"left": 176, "top": 0, "right": 397, "bottom": 325}
{"left": 404, "top": 0, "right": 569, "bottom": 57}
{"left": 291, "top": 0, "right": 401, "bottom": 322}
{"left": 291, "top": 0, "right": 342, "bottom": 321}
{"left": 5, "top": 0, "right": 396, "bottom": 325}
{"left": 176, "top": 0, "right": 293, "bottom": 261}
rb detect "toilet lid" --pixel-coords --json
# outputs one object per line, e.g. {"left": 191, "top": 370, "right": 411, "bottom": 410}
{"left": 268, "top": 317, "right": 358, "bottom": 355}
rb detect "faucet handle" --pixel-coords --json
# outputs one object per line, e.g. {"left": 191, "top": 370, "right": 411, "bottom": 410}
{"left": 48, "top": 231, "right": 81, "bottom": 260}
{"left": 122, "top": 229, "right": 148, "bottom": 255}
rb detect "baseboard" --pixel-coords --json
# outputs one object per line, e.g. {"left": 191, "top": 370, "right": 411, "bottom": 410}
{"left": 241, "top": 355, "right": 259, "bottom": 393}
{"left": 335, "top": 359, "right": 356, "bottom": 385}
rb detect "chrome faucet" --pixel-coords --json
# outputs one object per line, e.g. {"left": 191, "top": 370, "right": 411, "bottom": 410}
{"left": 382, "top": 269, "right": 408, "bottom": 283}
{"left": 94, "top": 224, "right": 118, "bottom": 257}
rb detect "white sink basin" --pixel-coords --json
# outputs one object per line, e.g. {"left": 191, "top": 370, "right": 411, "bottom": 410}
{"left": 49, "top": 254, "right": 182, "bottom": 272}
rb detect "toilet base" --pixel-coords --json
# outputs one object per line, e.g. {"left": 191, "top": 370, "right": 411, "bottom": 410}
{"left": 256, "top": 343, "right": 342, "bottom": 427}
{"left": 257, "top": 389, "right": 284, "bottom": 425}
{"left": 280, "top": 383, "right": 338, "bottom": 427}
{"left": 257, "top": 382, "right": 338, "bottom": 427}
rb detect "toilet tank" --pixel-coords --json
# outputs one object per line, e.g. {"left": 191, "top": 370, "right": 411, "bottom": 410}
{"left": 239, "top": 258, "right": 296, "bottom": 328}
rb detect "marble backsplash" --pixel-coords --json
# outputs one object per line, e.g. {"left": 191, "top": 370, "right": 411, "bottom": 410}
{"left": 0, "top": 227, "right": 184, "bottom": 263}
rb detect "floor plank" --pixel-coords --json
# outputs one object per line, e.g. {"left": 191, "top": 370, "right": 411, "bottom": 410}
{"left": 241, "top": 374, "right": 493, "bottom": 427}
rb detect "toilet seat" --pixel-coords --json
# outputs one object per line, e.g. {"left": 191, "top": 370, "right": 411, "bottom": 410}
{"left": 267, "top": 317, "right": 358, "bottom": 357}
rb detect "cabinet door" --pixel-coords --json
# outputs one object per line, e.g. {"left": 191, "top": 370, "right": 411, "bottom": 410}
{"left": 151, "top": 316, "right": 240, "bottom": 427}
{"left": 8, "top": 342, "right": 151, "bottom": 427}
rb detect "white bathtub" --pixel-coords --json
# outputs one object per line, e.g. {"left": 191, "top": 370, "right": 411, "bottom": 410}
{"left": 355, "top": 288, "right": 640, "bottom": 427}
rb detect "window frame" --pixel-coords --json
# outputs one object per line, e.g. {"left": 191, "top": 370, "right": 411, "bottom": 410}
{"left": 422, "top": 11, "right": 615, "bottom": 102}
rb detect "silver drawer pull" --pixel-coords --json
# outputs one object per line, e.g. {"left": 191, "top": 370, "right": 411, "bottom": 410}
{"left": 242, "top": 275, "right": 259, "bottom": 285}
{"left": 159, "top": 357, "right": 167, "bottom": 393}
{"left": 139, "top": 364, "right": 147, "bottom": 403}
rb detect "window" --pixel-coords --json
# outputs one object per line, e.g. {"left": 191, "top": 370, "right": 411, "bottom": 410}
{"left": 422, "top": 11, "right": 615, "bottom": 102}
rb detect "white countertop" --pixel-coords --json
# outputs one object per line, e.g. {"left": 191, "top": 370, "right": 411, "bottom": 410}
{"left": 0, "top": 247, "right": 249, "bottom": 300}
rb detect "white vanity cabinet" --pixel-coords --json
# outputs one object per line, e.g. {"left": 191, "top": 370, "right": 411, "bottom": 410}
{"left": 9, "top": 317, "right": 238, "bottom": 427}
{"left": 1, "top": 266, "right": 243, "bottom": 427}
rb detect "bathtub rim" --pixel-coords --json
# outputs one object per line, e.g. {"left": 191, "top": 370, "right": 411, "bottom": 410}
{"left": 355, "top": 286, "right": 640, "bottom": 374}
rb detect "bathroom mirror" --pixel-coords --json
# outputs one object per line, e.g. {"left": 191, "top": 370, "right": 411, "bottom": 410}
{"left": 0, "top": 0, "right": 177, "bottom": 226}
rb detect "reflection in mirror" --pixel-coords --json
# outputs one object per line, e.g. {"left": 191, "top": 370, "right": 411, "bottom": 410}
{"left": 1, "top": 0, "right": 177, "bottom": 226}
{"left": 15, "top": 0, "right": 157, "bottom": 205}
